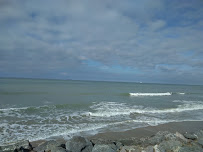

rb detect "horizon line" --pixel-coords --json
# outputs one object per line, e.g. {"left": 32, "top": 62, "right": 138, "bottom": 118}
{"left": 0, "top": 76, "right": 202, "bottom": 86}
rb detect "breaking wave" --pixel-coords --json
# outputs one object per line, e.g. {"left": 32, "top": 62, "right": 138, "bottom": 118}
{"left": 129, "top": 92, "right": 188, "bottom": 96}
{"left": 129, "top": 92, "right": 172, "bottom": 96}
{"left": 87, "top": 100, "right": 203, "bottom": 117}
{"left": 1, "top": 100, "right": 203, "bottom": 145}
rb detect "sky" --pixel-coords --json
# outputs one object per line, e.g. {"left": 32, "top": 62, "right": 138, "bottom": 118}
{"left": 0, "top": 0, "right": 203, "bottom": 85}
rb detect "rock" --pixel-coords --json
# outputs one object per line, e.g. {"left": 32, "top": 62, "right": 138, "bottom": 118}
{"left": 143, "top": 146, "right": 154, "bottom": 152}
{"left": 90, "top": 138, "right": 115, "bottom": 145}
{"left": 115, "top": 141, "right": 123, "bottom": 150}
{"left": 195, "top": 130, "right": 203, "bottom": 146}
{"left": 175, "top": 132, "right": 189, "bottom": 143}
{"left": 197, "top": 138, "right": 203, "bottom": 146}
{"left": 153, "top": 145, "right": 160, "bottom": 152}
{"left": 143, "top": 131, "right": 176, "bottom": 146}
{"left": 119, "top": 146, "right": 142, "bottom": 152}
{"left": 0, "top": 141, "right": 32, "bottom": 152}
{"left": 183, "top": 133, "right": 198, "bottom": 140}
{"left": 16, "top": 147, "right": 36, "bottom": 152}
{"left": 65, "top": 136, "right": 93, "bottom": 152}
{"left": 90, "top": 139, "right": 122, "bottom": 151}
{"left": 178, "top": 144, "right": 203, "bottom": 152}
{"left": 118, "top": 138, "right": 140, "bottom": 146}
{"left": 33, "top": 140, "right": 63, "bottom": 152}
{"left": 157, "top": 140, "right": 182, "bottom": 152}
{"left": 48, "top": 146, "right": 67, "bottom": 152}
{"left": 92, "top": 144, "right": 116, "bottom": 152}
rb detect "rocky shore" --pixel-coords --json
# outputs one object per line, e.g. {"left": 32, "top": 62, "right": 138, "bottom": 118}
{"left": 1, "top": 121, "right": 203, "bottom": 152}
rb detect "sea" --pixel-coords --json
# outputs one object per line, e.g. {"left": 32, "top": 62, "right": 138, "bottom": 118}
{"left": 0, "top": 78, "right": 203, "bottom": 145}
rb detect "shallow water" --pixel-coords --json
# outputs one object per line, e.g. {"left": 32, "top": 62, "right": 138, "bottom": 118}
{"left": 0, "top": 78, "right": 203, "bottom": 145}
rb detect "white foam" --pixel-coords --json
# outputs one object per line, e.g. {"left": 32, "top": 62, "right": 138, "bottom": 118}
{"left": 88, "top": 101, "right": 203, "bottom": 118}
{"left": 177, "top": 92, "right": 185, "bottom": 95}
{"left": 1, "top": 101, "right": 203, "bottom": 146}
{"left": 0, "top": 107, "right": 30, "bottom": 111}
{"left": 89, "top": 102, "right": 142, "bottom": 117}
{"left": 0, "top": 105, "right": 51, "bottom": 112}
{"left": 129, "top": 92, "right": 172, "bottom": 96}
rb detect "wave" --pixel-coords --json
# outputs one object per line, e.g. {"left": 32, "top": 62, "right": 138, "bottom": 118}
{"left": 129, "top": 92, "right": 172, "bottom": 96}
{"left": 171, "top": 92, "right": 186, "bottom": 95}
{"left": 1, "top": 100, "right": 203, "bottom": 145}
{"left": 177, "top": 92, "right": 185, "bottom": 95}
{"left": 0, "top": 106, "right": 31, "bottom": 111}
{"left": 129, "top": 92, "right": 187, "bottom": 96}
{"left": 0, "top": 105, "right": 50, "bottom": 112}
{"left": 0, "top": 103, "right": 89, "bottom": 113}
{"left": 87, "top": 101, "right": 203, "bottom": 117}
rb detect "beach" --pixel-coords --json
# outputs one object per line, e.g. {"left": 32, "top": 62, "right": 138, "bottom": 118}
{"left": 89, "top": 121, "right": 203, "bottom": 141}
{"left": 1, "top": 121, "right": 203, "bottom": 151}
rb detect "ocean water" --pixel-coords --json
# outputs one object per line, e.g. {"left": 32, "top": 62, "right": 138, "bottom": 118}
{"left": 0, "top": 78, "right": 203, "bottom": 145}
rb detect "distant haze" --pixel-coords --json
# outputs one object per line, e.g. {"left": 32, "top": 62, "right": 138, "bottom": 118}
{"left": 0, "top": 0, "right": 203, "bottom": 85}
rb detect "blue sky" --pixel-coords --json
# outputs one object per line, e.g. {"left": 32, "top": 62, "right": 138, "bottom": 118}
{"left": 0, "top": 0, "right": 203, "bottom": 84}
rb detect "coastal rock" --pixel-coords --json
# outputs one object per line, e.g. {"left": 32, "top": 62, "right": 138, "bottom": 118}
{"left": 90, "top": 138, "right": 122, "bottom": 151}
{"left": 197, "top": 138, "right": 203, "bottom": 147}
{"left": 33, "top": 140, "right": 64, "bottom": 152}
{"left": 178, "top": 143, "right": 202, "bottom": 152}
{"left": 92, "top": 144, "right": 116, "bottom": 152}
{"left": 47, "top": 146, "right": 67, "bottom": 152}
{"left": 0, "top": 140, "right": 32, "bottom": 152}
{"left": 175, "top": 132, "right": 189, "bottom": 143}
{"left": 15, "top": 147, "right": 36, "bottom": 152}
{"left": 143, "top": 131, "right": 176, "bottom": 146}
{"left": 65, "top": 136, "right": 93, "bottom": 152}
{"left": 90, "top": 138, "right": 115, "bottom": 145}
{"left": 115, "top": 141, "right": 123, "bottom": 150}
{"left": 195, "top": 130, "right": 203, "bottom": 146}
{"left": 157, "top": 140, "right": 182, "bottom": 152}
{"left": 183, "top": 132, "right": 197, "bottom": 140}
{"left": 153, "top": 145, "right": 160, "bottom": 152}
{"left": 119, "top": 146, "right": 142, "bottom": 152}
{"left": 143, "top": 146, "right": 154, "bottom": 152}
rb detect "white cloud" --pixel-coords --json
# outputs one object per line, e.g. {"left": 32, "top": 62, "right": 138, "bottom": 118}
{"left": 0, "top": 0, "right": 203, "bottom": 84}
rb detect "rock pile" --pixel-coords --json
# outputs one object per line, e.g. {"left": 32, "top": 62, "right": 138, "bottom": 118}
{"left": 1, "top": 130, "right": 203, "bottom": 152}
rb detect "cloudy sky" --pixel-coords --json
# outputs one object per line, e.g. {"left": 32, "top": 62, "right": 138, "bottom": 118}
{"left": 0, "top": 0, "right": 203, "bottom": 84}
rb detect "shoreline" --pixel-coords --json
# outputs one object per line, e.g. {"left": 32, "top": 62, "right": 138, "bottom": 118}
{"left": 88, "top": 120, "right": 203, "bottom": 141}
{"left": 28, "top": 121, "right": 203, "bottom": 146}
{"left": 1, "top": 120, "right": 203, "bottom": 151}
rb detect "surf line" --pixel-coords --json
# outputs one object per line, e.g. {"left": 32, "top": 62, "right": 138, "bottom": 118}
{"left": 129, "top": 92, "right": 172, "bottom": 96}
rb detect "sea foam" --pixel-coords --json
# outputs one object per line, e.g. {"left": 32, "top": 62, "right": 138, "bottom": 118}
{"left": 87, "top": 101, "right": 203, "bottom": 117}
{"left": 129, "top": 92, "right": 172, "bottom": 96}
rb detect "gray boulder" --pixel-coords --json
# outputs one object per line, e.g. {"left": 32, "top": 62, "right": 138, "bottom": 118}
{"left": 119, "top": 146, "right": 142, "bottom": 152}
{"left": 144, "top": 146, "right": 154, "bottom": 152}
{"left": 90, "top": 138, "right": 122, "bottom": 151}
{"left": 157, "top": 140, "right": 182, "bottom": 152}
{"left": 33, "top": 140, "right": 65, "bottom": 152}
{"left": 197, "top": 138, "right": 203, "bottom": 147}
{"left": 183, "top": 133, "right": 198, "bottom": 140}
{"left": 65, "top": 136, "right": 93, "bottom": 152}
{"left": 92, "top": 144, "right": 116, "bottom": 152}
{"left": 178, "top": 144, "right": 202, "bottom": 152}
{"left": 0, "top": 141, "right": 32, "bottom": 152}
{"left": 195, "top": 130, "right": 203, "bottom": 146}
{"left": 115, "top": 141, "right": 123, "bottom": 150}
{"left": 48, "top": 146, "right": 67, "bottom": 152}
{"left": 175, "top": 132, "right": 189, "bottom": 143}
{"left": 143, "top": 131, "right": 176, "bottom": 146}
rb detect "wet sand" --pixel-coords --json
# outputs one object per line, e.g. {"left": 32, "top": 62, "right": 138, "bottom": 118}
{"left": 89, "top": 121, "right": 203, "bottom": 141}
{"left": 30, "top": 121, "right": 203, "bottom": 147}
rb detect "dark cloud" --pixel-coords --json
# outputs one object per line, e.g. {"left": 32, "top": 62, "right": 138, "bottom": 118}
{"left": 0, "top": 0, "right": 203, "bottom": 84}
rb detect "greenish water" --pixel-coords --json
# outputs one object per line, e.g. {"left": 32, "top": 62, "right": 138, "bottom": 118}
{"left": 0, "top": 78, "right": 203, "bottom": 145}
